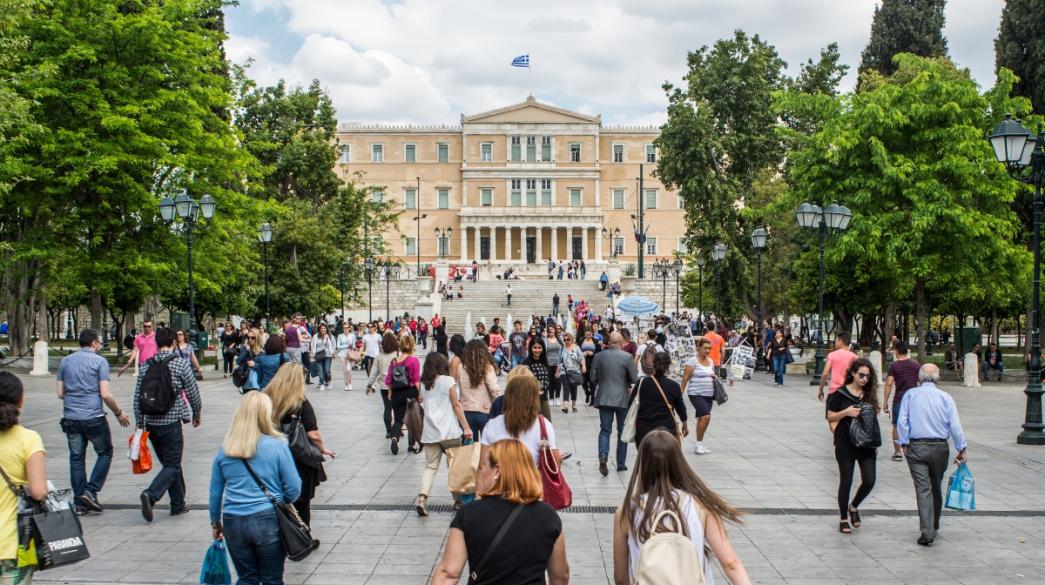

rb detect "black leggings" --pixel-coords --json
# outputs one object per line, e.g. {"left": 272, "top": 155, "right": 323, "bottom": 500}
{"left": 561, "top": 372, "right": 579, "bottom": 402}
{"left": 389, "top": 387, "right": 419, "bottom": 440}
{"left": 548, "top": 366, "right": 561, "bottom": 400}
{"left": 223, "top": 351, "right": 237, "bottom": 374}
{"left": 837, "top": 457, "right": 877, "bottom": 520}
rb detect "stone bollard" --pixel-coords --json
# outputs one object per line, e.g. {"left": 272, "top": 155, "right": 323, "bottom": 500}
{"left": 30, "top": 341, "right": 49, "bottom": 376}
{"left": 963, "top": 353, "right": 981, "bottom": 387}
{"left": 868, "top": 350, "right": 883, "bottom": 385}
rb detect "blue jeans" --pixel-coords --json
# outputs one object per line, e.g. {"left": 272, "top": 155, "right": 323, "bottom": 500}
{"left": 144, "top": 422, "right": 186, "bottom": 513}
{"left": 982, "top": 362, "right": 1003, "bottom": 381}
{"left": 511, "top": 354, "right": 525, "bottom": 369}
{"left": 223, "top": 509, "right": 286, "bottom": 585}
{"left": 62, "top": 416, "right": 113, "bottom": 500}
{"left": 314, "top": 356, "right": 332, "bottom": 385}
{"left": 598, "top": 406, "right": 629, "bottom": 467}
{"left": 464, "top": 411, "right": 489, "bottom": 439}
{"left": 772, "top": 354, "right": 787, "bottom": 385}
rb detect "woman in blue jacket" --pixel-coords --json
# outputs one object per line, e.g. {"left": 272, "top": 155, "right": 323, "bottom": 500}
{"left": 209, "top": 392, "right": 302, "bottom": 584}
{"left": 253, "top": 335, "right": 290, "bottom": 390}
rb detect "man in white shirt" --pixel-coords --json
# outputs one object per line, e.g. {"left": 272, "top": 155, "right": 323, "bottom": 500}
{"left": 505, "top": 284, "right": 513, "bottom": 307}
{"left": 634, "top": 329, "right": 664, "bottom": 379}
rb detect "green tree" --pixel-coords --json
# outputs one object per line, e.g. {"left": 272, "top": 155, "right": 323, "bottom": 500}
{"left": 785, "top": 55, "right": 1030, "bottom": 360}
{"left": 860, "top": 0, "right": 948, "bottom": 78}
{"left": 995, "top": 0, "right": 1045, "bottom": 114}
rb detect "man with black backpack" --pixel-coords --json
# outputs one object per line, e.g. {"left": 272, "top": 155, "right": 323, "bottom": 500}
{"left": 133, "top": 327, "right": 202, "bottom": 522}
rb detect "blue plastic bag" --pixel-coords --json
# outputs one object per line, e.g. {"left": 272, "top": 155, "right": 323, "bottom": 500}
{"left": 945, "top": 462, "right": 975, "bottom": 511}
{"left": 200, "top": 540, "right": 231, "bottom": 585}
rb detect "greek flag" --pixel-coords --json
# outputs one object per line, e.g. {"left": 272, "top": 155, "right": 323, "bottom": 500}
{"left": 511, "top": 54, "right": 530, "bottom": 68}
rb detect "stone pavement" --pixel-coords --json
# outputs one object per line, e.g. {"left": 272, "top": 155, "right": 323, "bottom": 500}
{"left": 9, "top": 359, "right": 1045, "bottom": 584}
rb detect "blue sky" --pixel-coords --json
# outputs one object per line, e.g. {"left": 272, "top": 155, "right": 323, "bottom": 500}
{"left": 225, "top": 0, "right": 1006, "bottom": 125}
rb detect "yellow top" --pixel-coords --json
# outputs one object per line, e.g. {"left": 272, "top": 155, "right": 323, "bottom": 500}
{"left": 0, "top": 425, "right": 45, "bottom": 560}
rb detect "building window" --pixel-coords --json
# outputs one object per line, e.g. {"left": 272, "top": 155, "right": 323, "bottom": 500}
{"left": 646, "top": 237, "right": 657, "bottom": 255}
{"left": 370, "top": 188, "right": 384, "bottom": 203}
{"left": 612, "top": 188, "right": 625, "bottom": 209}
{"left": 481, "top": 142, "right": 492, "bottom": 162}
{"left": 525, "top": 179, "right": 537, "bottom": 206}
{"left": 570, "top": 143, "right": 581, "bottom": 162}
{"left": 540, "top": 179, "right": 552, "bottom": 206}
{"left": 511, "top": 136, "right": 521, "bottom": 162}
{"left": 338, "top": 144, "right": 350, "bottom": 163}
{"left": 541, "top": 136, "right": 551, "bottom": 161}
{"left": 437, "top": 236, "right": 449, "bottom": 257}
{"left": 510, "top": 179, "right": 521, "bottom": 206}
{"left": 437, "top": 188, "right": 449, "bottom": 209}
{"left": 481, "top": 188, "right": 492, "bottom": 206}
{"left": 526, "top": 136, "right": 536, "bottom": 161}
{"left": 569, "top": 188, "right": 581, "bottom": 206}
{"left": 438, "top": 143, "right": 449, "bottom": 163}
{"left": 371, "top": 144, "right": 383, "bottom": 163}
{"left": 678, "top": 194, "right": 685, "bottom": 209}
{"left": 405, "top": 237, "right": 417, "bottom": 256}
{"left": 613, "top": 237, "right": 625, "bottom": 256}
{"left": 612, "top": 144, "right": 623, "bottom": 163}
{"left": 404, "top": 188, "right": 416, "bottom": 209}
{"left": 645, "top": 189, "right": 658, "bottom": 209}
{"left": 646, "top": 144, "right": 656, "bottom": 163}
{"left": 404, "top": 144, "right": 416, "bottom": 163}
{"left": 677, "top": 237, "right": 688, "bottom": 254}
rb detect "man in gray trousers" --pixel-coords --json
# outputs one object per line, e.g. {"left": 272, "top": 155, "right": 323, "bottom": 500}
{"left": 897, "top": 364, "right": 968, "bottom": 546}
{"left": 590, "top": 332, "right": 637, "bottom": 476}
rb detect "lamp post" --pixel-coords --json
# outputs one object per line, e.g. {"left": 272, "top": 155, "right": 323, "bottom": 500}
{"left": 416, "top": 177, "right": 422, "bottom": 273}
{"left": 652, "top": 259, "right": 671, "bottom": 312}
{"left": 601, "top": 226, "right": 622, "bottom": 258}
{"left": 711, "top": 243, "right": 727, "bottom": 324}
{"left": 380, "top": 261, "right": 401, "bottom": 322}
{"left": 159, "top": 191, "right": 216, "bottom": 351}
{"left": 257, "top": 222, "right": 273, "bottom": 330}
{"left": 673, "top": 258, "right": 683, "bottom": 317}
{"left": 795, "top": 201, "right": 851, "bottom": 385}
{"left": 989, "top": 114, "right": 1045, "bottom": 444}
{"left": 751, "top": 227, "right": 768, "bottom": 368}
{"left": 696, "top": 256, "right": 705, "bottom": 322}
{"left": 435, "top": 227, "right": 453, "bottom": 258}
{"left": 338, "top": 262, "right": 348, "bottom": 322}
{"left": 364, "top": 257, "right": 374, "bottom": 323}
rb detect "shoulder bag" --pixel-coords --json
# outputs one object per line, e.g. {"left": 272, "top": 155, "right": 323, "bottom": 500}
{"left": 837, "top": 388, "right": 882, "bottom": 449}
{"left": 648, "top": 375, "right": 685, "bottom": 440}
{"left": 711, "top": 374, "right": 728, "bottom": 405}
{"left": 240, "top": 459, "right": 317, "bottom": 562}
{"left": 620, "top": 379, "right": 643, "bottom": 444}
{"left": 0, "top": 466, "right": 90, "bottom": 570}
{"left": 468, "top": 503, "right": 523, "bottom": 584}
{"left": 282, "top": 407, "right": 325, "bottom": 469}
{"left": 537, "top": 416, "right": 572, "bottom": 510}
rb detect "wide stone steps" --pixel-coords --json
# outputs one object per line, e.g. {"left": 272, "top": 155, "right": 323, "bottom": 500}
{"left": 433, "top": 279, "right": 610, "bottom": 327}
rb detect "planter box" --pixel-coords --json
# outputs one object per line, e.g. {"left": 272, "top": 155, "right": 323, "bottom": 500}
{"left": 621, "top": 275, "right": 636, "bottom": 294}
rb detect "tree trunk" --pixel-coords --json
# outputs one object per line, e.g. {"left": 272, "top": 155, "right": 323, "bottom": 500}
{"left": 883, "top": 303, "right": 897, "bottom": 353}
{"left": 915, "top": 280, "right": 927, "bottom": 362}
{"left": 859, "top": 314, "right": 876, "bottom": 347}
{"left": 89, "top": 292, "right": 103, "bottom": 331}
{"left": 35, "top": 295, "right": 48, "bottom": 344}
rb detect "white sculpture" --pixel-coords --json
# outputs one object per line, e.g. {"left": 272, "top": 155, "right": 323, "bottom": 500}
{"left": 963, "top": 352, "right": 981, "bottom": 388}
{"left": 30, "top": 341, "right": 49, "bottom": 376}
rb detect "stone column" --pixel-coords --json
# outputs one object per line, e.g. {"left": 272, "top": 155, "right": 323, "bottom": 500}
{"left": 460, "top": 226, "right": 468, "bottom": 261}
{"left": 473, "top": 227, "right": 481, "bottom": 262}
{"left": 505, "top": 225, "right": 513, "bottom": 262}
{"left": 581, "top": 226, "right": 589, "bottom": 262}
{"left": 490, "top": 226, "right": 498, "bottom": 261}
{"left": 551, "top": 227, "right": 558, "bottom": 261}
{"left": 535, "top": 226, "right": 543, "bottom": 261}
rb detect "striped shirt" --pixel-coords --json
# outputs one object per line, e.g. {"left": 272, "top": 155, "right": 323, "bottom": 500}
{"left": 133, "top": 351, "right": 202, "bottom": 428}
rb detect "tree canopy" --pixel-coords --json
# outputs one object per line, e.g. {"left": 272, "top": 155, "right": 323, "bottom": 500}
{"left": 860, "top": 0, "right": 949, "bottom": 78}
{"left": 995, "top": 0, "right": 1045, "bottom": 114}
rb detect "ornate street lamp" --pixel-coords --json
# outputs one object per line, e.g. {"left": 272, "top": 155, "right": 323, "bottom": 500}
{"left": 435, "top": 227, "right": 453, "bottom": 258}
{"left": 652, "top": 259, "right": 672, "bottom": 313}
{"left": 751, "top": 227, "right": 768, "bottom": 368}
{"left": 602, "top": 226, "right": 622, "bottom": 258}
{"left": 696, "top": 255, "right": 706, "bottom": 323}
{"left": 672, "top": 258, "right": 684, "bottom": 317}
{"left": 160, "top": 190, "right": 217, "bottom": 354}
{"left": 381, "top": 261, "right": 402, "bottom": 322}
{"left": 257, "top": 222, "right": 273, "bottom": 330}
{"left": 796, "top": 201, "right": 851, "bottom": 385}
{"left": 364, "top": 257, "right": 375, "bottom": 323}
{"left": 711, "top": 242, "right": 727, "bottom": 323}
{"left": 990, "top": 114, "right": 1045, "bottom": 444}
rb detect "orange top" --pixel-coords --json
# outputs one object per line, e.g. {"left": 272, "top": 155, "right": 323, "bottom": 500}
{"left": 705, "top": 331, "right": 725, "bottom": 366}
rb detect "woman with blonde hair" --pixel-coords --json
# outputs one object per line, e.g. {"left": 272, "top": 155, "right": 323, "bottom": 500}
{"left": 433, "top": 439, "right": 569, "bottom": 585}
{"left": 612, "top": 429, "right": 750, "bottom": 585}
{"left": 481, "top": 375, "right": 561, "bottom": 466}
{"left": 458, "top": 338, "right": 500, "bottom": 438}
{"left": 264, "top": 363, "right": 335, "bottom": 527}
{"left": 209, "top": 392, "right": 302, "bottom": 584}
{"left": 237, "top": 327, "right": 265, "bottom": 392}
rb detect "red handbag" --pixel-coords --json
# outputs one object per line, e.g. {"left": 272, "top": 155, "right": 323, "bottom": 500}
{"left": 538, "top": 416, "right": 572, "bottom": 510}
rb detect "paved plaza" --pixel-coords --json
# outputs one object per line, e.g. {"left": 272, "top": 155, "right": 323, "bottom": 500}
{"left": 10, "top": 359, "right": 1045, "bottom": 585}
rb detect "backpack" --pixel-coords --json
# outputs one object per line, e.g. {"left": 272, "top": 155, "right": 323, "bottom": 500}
{"left": 640, "top": 342, "right": 658, "bottom": 375}
{"left": 389, "top": 356, "right": 411, "bottom": 391}
{"left": 634, "top": 510, "right": 706, "bottom": 585}
{"left": 139, "top": 355, "right": 178, "bottom": 416}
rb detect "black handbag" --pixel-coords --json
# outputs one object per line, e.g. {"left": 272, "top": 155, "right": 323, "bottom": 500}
{"left": 839, "top": 388, "right": 882, "bottom": 449}
{"left": 232, "top": 363, "right": 250, "bottom": 388}
{"left": 712, "top": 377, "right": 729, "bottom": 405}
{"left": 240, "top": 459, "right": 317, "bottom": 562}
{"left": 282, "top": 409, "right": 325, "bottom": 469}
{"left": 0, "top": 467, "right": 89, "bottom": 570}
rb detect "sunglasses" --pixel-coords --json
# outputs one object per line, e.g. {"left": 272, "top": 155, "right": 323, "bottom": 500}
{"left": 143, "top": 325, "right": 153, "bottom": 329}
{"left": 856, "top": 372, "right": 870, "bottom": 379}
{"left": 248, "top": 336, "right": 256, "bottom": 340}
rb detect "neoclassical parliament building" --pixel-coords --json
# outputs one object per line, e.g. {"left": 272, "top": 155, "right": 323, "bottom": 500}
{"left": 335, "top": 96, "right": 686, "bottom": 273}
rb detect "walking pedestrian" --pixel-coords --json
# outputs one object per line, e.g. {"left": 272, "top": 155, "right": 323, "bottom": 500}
{"left": 897, "top": 364, "right": 968, "bottom": 546}
{"left": 416, "top": 352, "right": 472, "bottom": 516}
{"left": 284, "top": 315, "right": 303, "bottom": 364}
{"left": 580, "top": 328, "right": 601, "bottom": 405}
{"left": 308, "top": 324, "right": 335, "bottom": 391}
{"left": 117, "top": 319, "right": 157, "bottom": 377}
{"left": 448, "top": 334, "right": 466, "bottom": 381}
{"left": 819, "top": 332, "right": 857, "bottom": 401}
{"left": 680, "top": 336, "right": 717, "bottom": 456}
{"left": 135, "top": 327, "right": 202, "bottom": 522}
{"left": 523, "top": 338, "right": 554, "bottom": 421}
{"left": 266, "top": 363, "right": 336, "bottom": 526}
{"left": 552, "top": 292, "right": 560, "bottom": 316}
{"left": 57, "top": 329, "right": 131, "bottom": 514}
{"left": 367, "top": 333, "right": 400, "bottom": 437}
{"left": 508, "top": 321, "right": 528, "bottom": 369}
{"left": 703, "top": 322, "right": 725, "bottom": 377}
{"left": 434, "top": 322, "right": 449, "bottom": 358}
{"left": 591, "top": 332, "right": 638, "bottom": 475}
{"left": 458, "top": 338, "right": 501, "bottom": 438}
{"left": 767, "top": 329, "right": 789, "bottom": 387}
{"left": 209, "top": 392, "right": 302, "bottom": 584}
{"left": 628, "top": 351, "right": 688, "bottom": 446}
{"left": 827, "top": 358, "right": 880, "bottom": 535}
{"left": 334, "top": 322, "right": 357, "bottom": 391}
{"left": 505, "top": 284, "right": 513, "bottom": 307}
{"left": 883, "top": 340, "right": 921, "bottom": 461}
{"left": 237, "top": 328, "right": 264, "bottom": 392}
{"left": 545, "top": 326, "right": 563, "bottom": 406}
{"left": 432, "top": 439, "right": 570, "bottom": 585}
{"left": 612, "top": 429, "right": 750, "bottom": 585}
{"left": 559, "top": 332, "right": 584, "bottom": 414}
{"left": 361, "top": 323, "right": 381, "bottom": 374}
{"left": 385, "top": 334, "right": 422, "bottom": 455}
{"left": 221, "top": 322, "right": 241, "bottom": 378}
{"left": 172, "top": 330, "right": 204, "bottom": 379}
{"left": 253, "top": 335, "right": 291, "bottom": 391}
{"left": 417, "top": 317, "right": 429, "bottom": 349}
{"left": 634, "top": 330, "right": 663, "bottom": 379}
{"left": 481, "top": 375, "right": 563, "bottom": 466}
{"left": 0, "top": 372, "right": 48, "bottom": 585}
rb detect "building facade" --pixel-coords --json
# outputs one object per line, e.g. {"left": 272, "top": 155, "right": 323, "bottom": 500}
{"left": 334, "top": 96, "right": 686, "bottom": 273}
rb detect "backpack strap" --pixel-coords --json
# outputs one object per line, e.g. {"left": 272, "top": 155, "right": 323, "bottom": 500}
{"left": 470, "top": 504, "right": 523, "bottom": 583}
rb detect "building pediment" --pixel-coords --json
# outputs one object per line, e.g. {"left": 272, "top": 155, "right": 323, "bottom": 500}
{"left": 462, "top": 95, "right": 600, "bottom": 125}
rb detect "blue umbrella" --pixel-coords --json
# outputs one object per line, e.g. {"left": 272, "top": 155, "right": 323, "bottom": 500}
{"left": 617, "top": 296, "right": 661, "bottom": 317}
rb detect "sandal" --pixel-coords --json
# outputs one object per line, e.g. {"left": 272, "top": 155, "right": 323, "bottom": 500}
{"left": 839, "top": 520, "right": 852, "bottom": 534}
{"left": 572, "top": 407, "right": 578, "bottom": 413}
{"left": 849, "top": 507, "right": 861, "bottom": 528}
{"left": 562, "top": 407, "right": 569, "bottom": 413}
{"left": 891, "top": 452, "right": 903, "bottom": 461}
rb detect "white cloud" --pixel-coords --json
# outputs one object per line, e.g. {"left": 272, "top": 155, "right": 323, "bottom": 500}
{"left": 226, "top": 0, "right": 1006, "bottom": 124}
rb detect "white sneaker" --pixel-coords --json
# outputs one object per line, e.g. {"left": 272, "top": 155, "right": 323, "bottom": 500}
{"left": 695, "top": 445, "right": 711, "bottom": 455}
{"left": 344, "top": 385, "right": 351, "bottom": 391}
